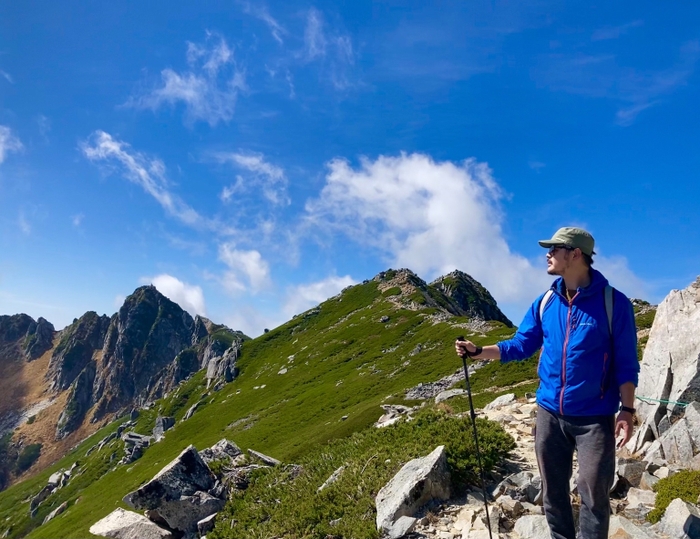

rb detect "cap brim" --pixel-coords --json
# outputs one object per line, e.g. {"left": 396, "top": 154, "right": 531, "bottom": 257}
{"left": 538, "top": 240, "right": 557, "bottom": 248}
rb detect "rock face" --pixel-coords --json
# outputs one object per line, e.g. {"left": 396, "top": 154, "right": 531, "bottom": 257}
{"left": 0, "top": 314, "right": 55, "bottom": 362}
{"left": 47, "top": 311, "right": 111, "bottom": 392}
{"left": 375, "top": 445, "right": 451, "bottom": 538}
{"left": 628, "top": 277, "right": 700, "bottom": 462}
{"left": 431, "top": 270, "right": 513, "bottom": 327}
{"left": 89, "top": 508, "right": 174, "bottom": 539}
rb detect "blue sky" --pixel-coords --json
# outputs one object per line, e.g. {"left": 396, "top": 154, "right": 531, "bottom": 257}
{"left": 1, "top": 1, "right": 699, "bottom": 336}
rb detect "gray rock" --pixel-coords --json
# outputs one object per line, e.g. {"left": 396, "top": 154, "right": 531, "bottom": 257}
{"left": 660, "top": 420, "right": 695, "bottom": 465}
{"left": 200, "top": 439, "right": 242, "bottom": 465}
{"left": 152, "top": 416, "right": 175, "bottom": 441}
{"left": 654, "top": 498, "right": 700, "bottom": 539}
{"left": 30, "top": 485, "right": 53, "bottom": 512}
{"left": 640, "top": 471, "right": 660, "bottom": 491}
{"left": 608, "top": 515, "right": 662, "bottom": 539}
{"left": 42, "top": 501, "right": 68, "bottom": 524}
{"left": 197, "top": 513, "right": 217, "bottom": 535}
{"left": 318, "top": 466, "right": 345, "bottom": 492}
{"left": 147, "top": 491, "right": 225, "bottom": 534}
{"left": 48, "top": 471, "right": 63, "bottom": 487}
{"left": 626, "top": 487, "right": 657, "bottom": 508}
{"left": 123, "top": 445, "right": 216, "bottom": 511}
{"left": 248, "top": 449, "right": 280, "bottom": 466}
{"left": 89, "top": 508, "right": 174, "bottom": 539}
{"left": 435, "top": 389, "right": 466, "bottom": 404}
{"left": 182, "top": 402, "right": 200, "bottom": 421}
{"left": 386, "top": 515, "right": 417, "bottom": 539}
{"left": 375, "top": 445, "right": 451, "bottom": 535}
{"left": 628, "top": 278, "right": 700, "bottom": 454}
{"left": 617, "top": 458, "right": 647, "bottom": 488}
{"left": 497, "top": 495, "right": 524, "bottom": 519}
{"left": 484, "top": 393, "right": 516, "bottom": 411}
{"left": 513, "top": 515, "right": 550, "bottom": 539}
{"left": 375, "top": 404, "right": 414, "bottom": 428}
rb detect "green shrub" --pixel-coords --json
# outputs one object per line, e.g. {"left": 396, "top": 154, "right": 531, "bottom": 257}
{"left": 635, "top": 310, "right": 656, "bottom": 331}
{"left": 14, "top": 444, "right": 41, "bottom": 474}
{"left": 26, "top": 416, "right": 35, "bottom": 425}
{"left": 648, "top": 470, "right": 700, "bottom": 523}
{"left": 211, "top": 408, "right": 514, "bottom": 539}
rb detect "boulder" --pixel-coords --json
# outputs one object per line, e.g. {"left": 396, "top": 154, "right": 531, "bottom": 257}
{"left": 200, "top": 439, "right": 242, "bottom": 464}
{"left": 123, "top": 445, "right": 216, "bottom": 511}
{"left": 89, "top": 508, "right": 174, "bottom": 539}
{"left": 617, "top": 458, "right": 647, "bottom": 488}
{"left": 42, "top": 501, "right": 68, "bottom": 524}
{"left": 375, "top": 445, "right": 451, "bottom": 536}
{"left": 435, "top": 389, "right": 466, "bottom": 404}
{"left": 628, "top": 277, "right": 700, "bottom": 454}
{"left": 146, "top": 491, "right": 224, "bottom": 534}
{"left": 608, "top": 515, "right": 662, "bottom": 539}
{"left": 513, "top": 515, "right": 550, "bottom": 539}
{"left": 626, "top": 487, "right": 656, "bottom": 508}
{"left": 152, "top": 416, "right": 175, "bottom": 442}
{"left": 318, "top": 466, "right": 345, "bottom": 492}
{"left": 484, "top": 393, "right": 516, "bottom": 411}
{"left": 653, "top": 498, "right": 700, "bottom": 539}
{"left": 198, "top": 513, "right": 217, "bottom": 535}
{"left": 375, "top": 404, "right": 413, "bottom": 428}
{"left": 248, "top": 449, "right": 280, "bottom": 467}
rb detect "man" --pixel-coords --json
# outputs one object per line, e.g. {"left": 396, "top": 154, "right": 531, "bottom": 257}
{"left": 455, "top": 227, "right": 639, "bottom": 539}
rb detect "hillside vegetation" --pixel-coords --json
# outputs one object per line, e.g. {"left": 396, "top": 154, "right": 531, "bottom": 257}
{"left": 0, "top": 269, "right": 658, "bottom": 538}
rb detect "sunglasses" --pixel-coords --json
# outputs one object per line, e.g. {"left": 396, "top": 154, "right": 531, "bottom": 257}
{"left": 547, "top": 245, "right": 575, "bottom": 255}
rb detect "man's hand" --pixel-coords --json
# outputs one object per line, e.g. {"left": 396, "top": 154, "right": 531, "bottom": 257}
{"left": 455, "top": 339, "right": 476, "bottom": 358}
{"left": 615, "top": 411, "right": 634, "bottom": 448}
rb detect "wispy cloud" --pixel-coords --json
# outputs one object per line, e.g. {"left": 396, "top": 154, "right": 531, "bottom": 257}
{"left": 218, "top": 242, "right": 271, "bottom": 294}
{"left": 36, "top": 115, "right": 51, "bottom": 139}
{"left": 535, "top": 40, "right": 700, "bottom": 125}
{"left": 240, "top": 1, "right": 287, "bottom": 44}
{"left": 81, "top": 130, "right": 207, "bottom": 227}
{"left": 141, "top": 274, "right": 207, "bottom": 316}
{"left": 71, "top": 213, "right": 84, "bottom": 227}
{"left": 528, "top": 161, "right": 546, "bottom": 172}
{"left": 128, "top": 33, "right": 246, "bottom": 126}
{"left": 18, "top": 210, "right": 31, "bottom": 235}
{"left": 214, "top": 151, "right": 289, "bottom": 206}
{"left": 0, "top": 125, "right": 23, "bottom": 164}
{"left": 0, "top": 70, "right": 13, "bottom": 84}
{"left": 591, "top": 20, "right": 643, "bottom": 41}
{"left": 304, "top": 8, "right": 327, "bottom": 60}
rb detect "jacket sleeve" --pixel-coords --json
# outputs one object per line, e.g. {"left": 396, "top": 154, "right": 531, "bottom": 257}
{"left": 613, "top": 291, "right": 640, "bottom": 387}
{"left": 497, "top": 294, "right": 545, "bottom": 363}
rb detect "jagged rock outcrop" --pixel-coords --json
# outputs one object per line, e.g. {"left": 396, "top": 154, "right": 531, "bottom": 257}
{"left": 0, "top": 314, "right": 55, "bottom": 362}
{"left": 372, "top": 269, "right": 512, "bottom": 327}
{"left": 431, "top": 270, "right": 514, "bottom": 326}
{"left": 91, "top": 286, "right": 205, "bottom": 419}
{"left": 47, "top": 311, "right": 110, "bottom": 392}
{"left": 55, "top": 361, "right": 96, "bottom": 439}
{"left": 628, "top": 276, "right": 700, "bottom": 460}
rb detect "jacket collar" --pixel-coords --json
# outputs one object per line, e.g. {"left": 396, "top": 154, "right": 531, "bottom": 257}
{"left": 551, "top": 268, "right": 609, "bottom": 299}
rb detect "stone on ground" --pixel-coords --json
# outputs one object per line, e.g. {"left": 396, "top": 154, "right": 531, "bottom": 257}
{"left": 89, "top": 508, "right": 174, "bottom": 539}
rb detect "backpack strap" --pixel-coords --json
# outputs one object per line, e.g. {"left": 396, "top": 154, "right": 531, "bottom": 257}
{"left": 539, "top": 289, "right": 554, "bottom": 324}
{"left": 604, "top": 285, "right": 614, "bottom": 335}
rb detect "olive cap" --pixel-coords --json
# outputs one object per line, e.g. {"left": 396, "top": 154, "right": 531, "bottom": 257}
{"left": 538, "top": 227, "right": 596, "bottom": 256}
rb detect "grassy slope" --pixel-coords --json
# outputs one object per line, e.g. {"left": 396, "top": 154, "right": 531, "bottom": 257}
{"left": 2, "top": 279, "right": 521, "bottom": 538}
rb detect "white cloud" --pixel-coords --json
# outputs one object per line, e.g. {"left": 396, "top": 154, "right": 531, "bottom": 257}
{"left": 305, "top": 153, "right": 559, "bottom": 316}
{"left": 240, "top": 2, "right": 287, "bottom": 44}
{"left": 594, "top": 254, "right": 652, "bottom": 300}
{"left": 0, "top": 125, "right": 23, "bottom": 164}
{"left": 304, "top": 8, "right": 327, "bottom": 60}
{"left": 218, "top": 243, "right": 271, "bottom": 293}
{"left": 129, "top": 33, "right": 246, "bottom": 126}
{"left": 215, "top": 151, "right": 289, "bottom": 205}
{"left": 591, "top": 20, "right": 643, "bottom": 41}
{"left": 282, "top": 275, "right": 356, "bottom": 318}
{"left": 0, "top": 70, "right": 13, "bottom": 84}
{"left": 72, "top": 213, "right": 84, "bottom": 227}
{"left": 82, "top": 130, "right": 207, "bottom": 227}
{"left": 142, "top": 274, "right": 207, "bottom": 317}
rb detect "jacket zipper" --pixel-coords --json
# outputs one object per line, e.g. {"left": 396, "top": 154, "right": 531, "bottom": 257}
{"left": 559, "top": 292, "right": 579, "bottom": 414}
{"left": 600, "top": 352, "right": 609, "bottom": 398}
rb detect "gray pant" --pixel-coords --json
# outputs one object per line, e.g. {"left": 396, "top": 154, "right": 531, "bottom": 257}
{"left": 535, "top": 406, "right": 615, "bottom": 539}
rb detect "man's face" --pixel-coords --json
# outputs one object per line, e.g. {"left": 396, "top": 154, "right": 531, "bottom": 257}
{"left": 546, "top": 245, "right": 573, "bottom": 275}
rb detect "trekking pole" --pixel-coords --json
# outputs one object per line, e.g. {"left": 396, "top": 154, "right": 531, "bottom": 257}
{"left": 456, "top": 336, "right": 494, "bottom": 539}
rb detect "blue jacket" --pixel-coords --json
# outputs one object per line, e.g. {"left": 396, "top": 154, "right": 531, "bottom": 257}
{"left": 497, "top": 269, "right": 639, "bottom": 416}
